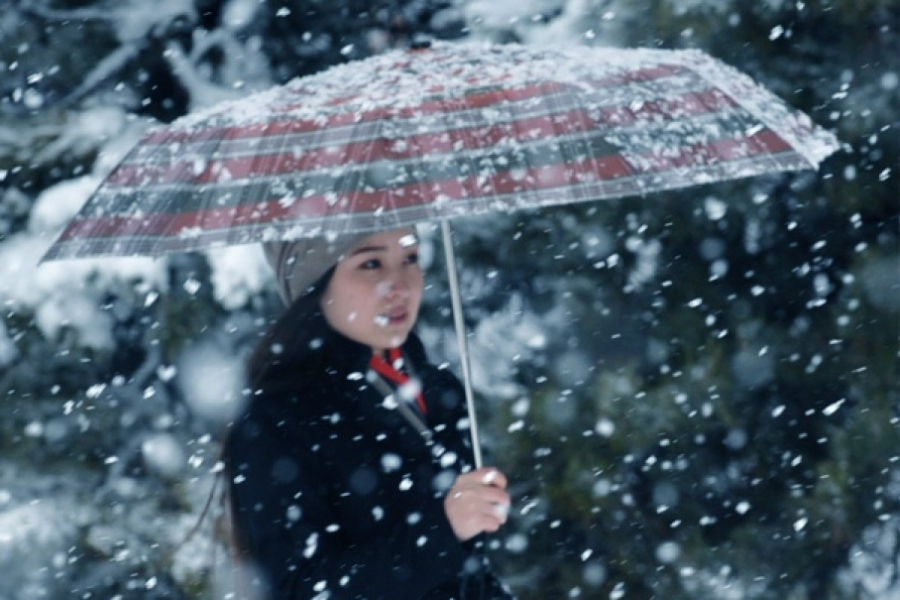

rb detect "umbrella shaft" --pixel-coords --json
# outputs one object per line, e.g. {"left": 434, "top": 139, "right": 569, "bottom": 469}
{"left": 441, "top": 218, "right": 482, "bottom": 469}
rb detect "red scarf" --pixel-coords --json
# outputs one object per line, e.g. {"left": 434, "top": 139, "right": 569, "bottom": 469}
{"left": 369, "top": 348, "right": 427, "bottom": 416}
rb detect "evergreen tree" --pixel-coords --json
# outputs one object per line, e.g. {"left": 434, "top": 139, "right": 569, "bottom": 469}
{"left": 0, "top": 1, "right": 463, "bottom": 598}
{"left": 461, "top": 1, "right": 899, "bottom": 598}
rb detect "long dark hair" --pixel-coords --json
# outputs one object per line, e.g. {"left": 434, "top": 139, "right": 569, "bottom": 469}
{"left": 174, "top": 267, "right": 338, "bottom": 592}
{"left": 246, "top": 266, "right": 336, "bottom": 387}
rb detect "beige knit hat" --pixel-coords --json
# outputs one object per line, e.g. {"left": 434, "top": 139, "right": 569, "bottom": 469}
{"left": 263, "top": 233, "right": 370, "bottom": 305}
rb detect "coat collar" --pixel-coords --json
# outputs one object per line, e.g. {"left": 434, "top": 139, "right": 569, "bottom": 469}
{"left": 256, "top": 312, "right": 429, "bottom": 394}
{"left": 247, "top": 314, "right": 447, "bottom": 458}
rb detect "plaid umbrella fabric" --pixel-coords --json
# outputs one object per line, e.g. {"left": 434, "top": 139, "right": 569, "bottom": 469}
{"left": 42, "top": 42, "right": 838, "bottom": 261}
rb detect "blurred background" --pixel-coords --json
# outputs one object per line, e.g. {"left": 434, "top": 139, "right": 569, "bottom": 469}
{"left": 0, "top": 1, "right": 897, "bottom": 599}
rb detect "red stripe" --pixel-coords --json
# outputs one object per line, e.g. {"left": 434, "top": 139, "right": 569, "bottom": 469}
{"left": 58, "top": 130, "right": 790, "bottom": 244}
{"left": 142, "top": 64, "right": 688, "bottom": 147}
{"left": 287, "top": 65, "right": 690, "bottom": 117}
{"left": 110, "top": 108, "right": 597, "bottom": 186}
{"left": 61, "top": 156, "right": 634, "bottom": 241}
{"left": 108, "top": 88, "right": 734, "bottom": 188}
{"left": 630, "top": 130, "right": 794, "bottom": 172}
{"left": 143, "top": 80, "right": 575, "bottom": 146}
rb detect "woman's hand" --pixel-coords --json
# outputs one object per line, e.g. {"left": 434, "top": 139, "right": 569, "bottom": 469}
{"left": 444, "top": 467, "right": 511, "bottom": 542}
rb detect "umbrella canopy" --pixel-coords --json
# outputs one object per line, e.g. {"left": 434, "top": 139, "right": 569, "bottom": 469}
{"left": 42, "top": 41, "right": 838, "bottom": 262}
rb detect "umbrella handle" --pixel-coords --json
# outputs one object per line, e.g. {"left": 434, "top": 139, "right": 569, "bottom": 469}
{"left": 440, "top": 218, "right": 483, "bottom": 469}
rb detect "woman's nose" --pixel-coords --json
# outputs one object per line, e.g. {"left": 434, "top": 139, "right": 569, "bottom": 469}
{"left": 379, "top": 270, "right": 411, "bottom": 297}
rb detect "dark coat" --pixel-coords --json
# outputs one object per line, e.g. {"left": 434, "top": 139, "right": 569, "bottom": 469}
{"left": 226, "top": 317, "right": 512, "bottom": 600}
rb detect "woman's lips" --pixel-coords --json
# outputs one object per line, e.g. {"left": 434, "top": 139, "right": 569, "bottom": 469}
{"left": 375, "top": 307, "right": 408, "bottom": 327}
{"left": 385, "top": 307, "right": 407, "bottom": 325}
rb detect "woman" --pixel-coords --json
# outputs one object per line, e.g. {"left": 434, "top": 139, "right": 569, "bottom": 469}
{"left": 225, "top": 227, "right": 514, "bottom": 600}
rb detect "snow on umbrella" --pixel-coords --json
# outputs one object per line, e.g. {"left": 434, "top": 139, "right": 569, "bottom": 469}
{"left": 42, "top": 41, "right": 838, "bottom": 260}
{"left": 41, "top": 41, "right": 839, "bottom": 466}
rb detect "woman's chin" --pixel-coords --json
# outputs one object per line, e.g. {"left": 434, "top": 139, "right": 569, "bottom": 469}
{"left": 369, "top": 330, "right": 409, "bottom": 352}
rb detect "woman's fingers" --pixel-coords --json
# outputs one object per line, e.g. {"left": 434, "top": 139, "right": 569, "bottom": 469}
{"left": 445, "top": 499, "right": 506, "bottom": 539}
{"left": 444, "top": 467, "right": 511, "bottom": 541}
{"left": 456, "top": 467, "right": 508, "bottom": 490}
{"left": 450, "top": 480, "right": 508, "bottom": 499}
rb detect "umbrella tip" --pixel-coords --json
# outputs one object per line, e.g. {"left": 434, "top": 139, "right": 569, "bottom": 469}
{"left": 409, "top": 35, "right": 433, "bottom": 51}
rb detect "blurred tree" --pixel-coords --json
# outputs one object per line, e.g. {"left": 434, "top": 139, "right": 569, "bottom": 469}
{"left": 0, "top": 1, "right": 465, "bottom": 598}
{"left": 463, "top": 1, "right": 899, "bottom": 599}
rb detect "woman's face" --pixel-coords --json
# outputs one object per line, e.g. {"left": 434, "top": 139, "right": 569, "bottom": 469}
{"left": 320, "top": 228, "right": 423, "bottom": 354}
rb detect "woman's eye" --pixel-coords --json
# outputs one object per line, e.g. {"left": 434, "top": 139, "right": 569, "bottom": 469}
{"left": 404, "top": 252, "right": 419, "bottom": 265}
{"left": 360, "top": 259, "right": 381, "bottom": 270}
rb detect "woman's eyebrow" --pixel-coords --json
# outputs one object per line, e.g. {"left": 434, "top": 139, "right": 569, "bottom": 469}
{"left": 351, "top": 241, "right": 419, "bottom": 256}
{"left": 350, "top": 245, "right": 387, "bottom": 255}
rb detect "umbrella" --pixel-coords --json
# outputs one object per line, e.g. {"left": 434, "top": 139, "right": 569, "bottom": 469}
{"left": 41, "top": 40, "right": 840, "bottom": 466}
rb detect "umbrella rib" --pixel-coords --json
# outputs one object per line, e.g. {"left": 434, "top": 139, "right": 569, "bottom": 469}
{"left": 673, "top": 49, "right": 839, "bottom": 168}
